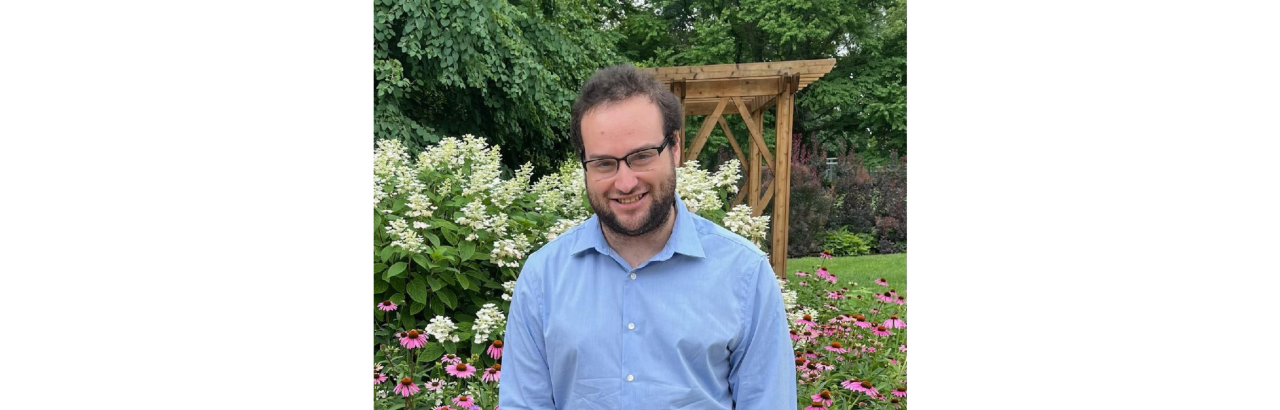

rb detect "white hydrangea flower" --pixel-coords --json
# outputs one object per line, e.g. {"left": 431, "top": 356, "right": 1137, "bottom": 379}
{"left": 544, "top": 216, "right": 586, "bottom": 242}
{"left": 490, "top": 234, "right": 530, "bottom": 268}
{"left": 384, "top": 218, "right": 426, "bottom": 253}
{"left": 722, "top": 204, "right": 770, "bottom": 248}
{"left": 425, "top": 315, "right": 459, "bottom": 343}
{"left": 472, "top": 303, "right": 507, "bottom": 344}
{"left": 501, "top": 280, "right": 517, "bottom": 301}
{"left": 676, "top": 159, "right": 741, "bottom": 213}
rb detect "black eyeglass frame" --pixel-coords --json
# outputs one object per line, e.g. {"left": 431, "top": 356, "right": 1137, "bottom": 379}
{"left": 580, "top": 137, "right": 673, "bottom": 175}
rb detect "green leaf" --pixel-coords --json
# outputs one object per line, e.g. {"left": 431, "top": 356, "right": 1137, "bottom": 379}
{"left": 455, "top": 271, "right": 472, "bottom": 290}
{"left": 373, "top": 277, "right": 389, "bottom": 294}
{"left": 458, "top": 241, "right": 475, "bottom": 261}
{"left": 412, "top": 254, "right": 433, "bottom": 270}
{"left": 426, "top": 276, "right": 444, "bottom": 292}
{"left": 424, "top": 232, "right": 441, "bottom": 247}
{"left": 433, "top": 218, "right": 459, "bottom": 231}
{"left": 429, "top": 298, "right": 445, "bottom": 316}
{"left": 407, "top": 277, "right": 428, "bottom": 303}
{"left": 389, "top": 277, "right": 405, "bottom": 293}
{"left": 379, "top": 246, "right": 396, "bottom": 262}
{"left": 410, "top": 301, "right": 425, "bottom": 314}
{"left": 389, "top": 293, "right": 404, "bottom": 304}
{"left": 417, "top": 342, "right": 444, "bottom": 362}
{"left": 387, "top": 262, "right": 407, "bottom": 278}
{"left": 438, "top": 288, "right": 457, "bottom": 309}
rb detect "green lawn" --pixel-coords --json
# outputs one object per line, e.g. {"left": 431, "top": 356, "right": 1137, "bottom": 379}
{"left": 787, "top": 253, "right": 907, "bottom": 298}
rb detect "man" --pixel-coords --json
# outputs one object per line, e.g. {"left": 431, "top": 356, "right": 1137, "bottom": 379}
{"left": 499, "top": 65, "right": 796, "bottom": 409}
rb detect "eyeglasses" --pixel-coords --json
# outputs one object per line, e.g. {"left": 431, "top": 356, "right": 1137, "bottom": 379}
{"left": 581, "top": 139, "right": 671, "bottom": 180}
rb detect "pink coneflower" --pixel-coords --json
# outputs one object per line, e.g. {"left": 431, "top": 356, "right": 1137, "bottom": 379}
{"left": 399, "top": 329, "right": 428, "bottom": 349}
{"left": 481, "top": 364, "right": 501, "bottom": 382}
{"left": 799, "top": 329, "right": 818, "bottom": 343}
{"left": 854, "top": 315, "right": 872, "bottom": 328}
{"left": 883, "top": 315, "right": 906, "bottom": 329}
{"left": 811, "top": 390, "right": 834, "bottom": 406}
{"left": 795, "top": 270, "right": 810, "bottom": 277}
{"left": 814, "top": 267, "right": 838, "bottom": 284}
{"left": 820, "top": 250, "right": 834, "bottom": 259}
{"left": 393, "top": 377, "right": 420, "bottom": 397}
{"left": 869, "top": 308, "right": 879, "bottom": 314}
{"left": 797, "top": 314, "right": 817, "bottom": 326}
{"left": 899, "top": 344, "right": 907, "bottom": 352}
{"left": 896, "top": 296, "right": 906, "bottom": 305}
{"left": 374, "top": 373, "right": 388, "bottom": 384}
{"left": 864, "top": 346, "right": 876, "bottom": 353}
{"left": 799, "top": 281, "right": 809, "bottom": 287}
{"left": 445, "top": 362, "right": 477, "bottom": 378}
{"left": 824, "top": 341, "right": 848, "bottom": 354}
{"left": 826, "top": 291, "right": 845, "bottom": 300}
{"left": 789, "top": 329, "right": 801, "bottom": 341}
{"left": 892, "top": 386, "right": 906, "bottom": 397}
{"left": 423, "top": 378, "right": 445, "bottom": 391}
{"left": 873, "top": 325, "right": 893, "bottom": 337}
{"left": 804, "top": 400, "right": 828, "bottom": 410}
{"left": 875, "top": 278, "right": 888, "bottom": 287}
{"left": 854, "top": 380, "right": 880, "bottom": 398}
{"left": 452, "top": 395, "right": 475, "bottom": 408}
{"left": 378, "top": 300, "right": 398, "bottom": 311}
{"left": 432, "top": 406, "right": 455, "bottom": 410}
{"left": 441, "top": 353, "right": 462, "bottom": 365}
{"left": 876, "top": 292, "right": 894, "bottom": 303}
{"left": 487, "top": 340, "right": 504, "bottom": 359}
{"left": 840, "top": 378, "right": 862, "bottom": 390}
{"left": 888, "top": 358, "right": 898, "bottom": 365}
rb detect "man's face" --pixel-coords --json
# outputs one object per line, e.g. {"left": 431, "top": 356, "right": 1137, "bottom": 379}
{"left": 580, "top": 95, "right": 679, "bottom": 237}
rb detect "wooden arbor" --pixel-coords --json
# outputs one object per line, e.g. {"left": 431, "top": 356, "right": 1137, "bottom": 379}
{"left": 640, "top": 59, "right": 836, "bottom": 278}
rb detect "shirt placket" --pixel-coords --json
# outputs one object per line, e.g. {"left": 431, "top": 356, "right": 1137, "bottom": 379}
{"left": 620, "top": 265, "right": 640, "bottom": 410}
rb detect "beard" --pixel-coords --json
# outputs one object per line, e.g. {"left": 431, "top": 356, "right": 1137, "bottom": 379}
{"left": 588, "top": 169, "right": 677, "bottom": 238}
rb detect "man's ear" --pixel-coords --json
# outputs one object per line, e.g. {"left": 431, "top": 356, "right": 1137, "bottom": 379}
{"left": 673, "top": 132, "right": 683, "bottom": 165}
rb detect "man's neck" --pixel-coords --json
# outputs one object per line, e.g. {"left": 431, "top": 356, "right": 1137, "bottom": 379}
{"left": 601, "top": 204, "right": 678, "bottom": 269}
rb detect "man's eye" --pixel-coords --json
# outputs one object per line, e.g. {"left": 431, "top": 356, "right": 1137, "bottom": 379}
{"left": 592, "top": 160, "right": 616, "bottom": 170}
{"left": 632, "top": 151, "right": 656, "bottom": 162}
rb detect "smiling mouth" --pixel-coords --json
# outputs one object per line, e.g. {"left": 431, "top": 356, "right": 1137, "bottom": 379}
{"left": 615, "top": 193, "right": 645, "bottom": 204}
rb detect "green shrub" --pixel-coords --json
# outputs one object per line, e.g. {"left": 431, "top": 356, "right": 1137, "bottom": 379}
{"left": 824, "top": 228, "right": 876, "bottom": 257}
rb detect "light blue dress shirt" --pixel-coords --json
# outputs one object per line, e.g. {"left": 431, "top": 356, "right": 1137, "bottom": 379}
{"left": 499, "top": 195, "right": 797, "bottom": 409}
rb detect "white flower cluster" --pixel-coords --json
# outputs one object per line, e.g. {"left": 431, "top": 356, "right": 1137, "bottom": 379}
{"left": 425, "top": 315, "right": 460, "bottom": 343}
{"left": 384, "top": 218, "right": 426, "bottom": 253}
{"left": 472, "top": 303, "right": 506, "bottom": 344}
{"left": 373, "top": 175, "right": 388, "bottom": 207}
{"left": 374, "top": 139, "right": 412, "bottom": 207}
{"left": 778, "top": 278, "right": 798, "bottom": 313}
{"left": 544, "top": 216, "right": 586, "bottom": 242}
{"left": 530, "top": 162, "right": 589, "bottom": 220}
{"left": 406, "top": 193, "right": 437, "bottom": 218}
{"left": 492, "top": 163, "right": 534, "bottom": 209}
{"left": 457, "top": 199, "right": 509, "bottom": 241}
{"left": 501, "top": 280, "right": 517, "bottom": 301}
{"left": 722, "top": 204, "right": 771, "bottom": 248}
{"left": 490, "top": 234, "right": 531, "bottom": 268}
{"left": 374, "top": 139, "right": 410, "bottom": 178}
{"left": 676, "top": 159, "right": 741, "bottom": 213}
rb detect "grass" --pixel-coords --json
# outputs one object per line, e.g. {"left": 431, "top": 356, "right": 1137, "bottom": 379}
{"left": 787, "top": 253, "right": 907, "bottom": 298}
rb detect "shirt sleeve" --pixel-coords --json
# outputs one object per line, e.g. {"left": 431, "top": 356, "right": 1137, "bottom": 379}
{"left": 727, "top": 255, "right": 798, "bottom": 409}
{"left": 498, "top": 264, "right": 557, "bottom": 409}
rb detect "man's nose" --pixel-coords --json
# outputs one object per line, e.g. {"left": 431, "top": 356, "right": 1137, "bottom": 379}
{"left": 613, "top": 161, "right": 639, "bottom": 193}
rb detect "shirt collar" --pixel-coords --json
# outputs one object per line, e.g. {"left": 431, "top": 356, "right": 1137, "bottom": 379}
{"left": 570, "top": 194, "right": 706, "bottom": 260}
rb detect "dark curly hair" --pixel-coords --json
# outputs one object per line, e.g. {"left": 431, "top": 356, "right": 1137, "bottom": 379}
{"left": 570, "top": 64, "right": 682, "bottom": 161}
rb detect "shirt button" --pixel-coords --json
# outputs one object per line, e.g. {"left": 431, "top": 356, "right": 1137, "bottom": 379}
{"left": 627, "top": 322, "right": 635, "bottom": 330}
{"left": 629, "top": 273, "right": 636, "bottom": 280}
{"left": 626, "top": 374, "right": 635, "bottom": 382}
